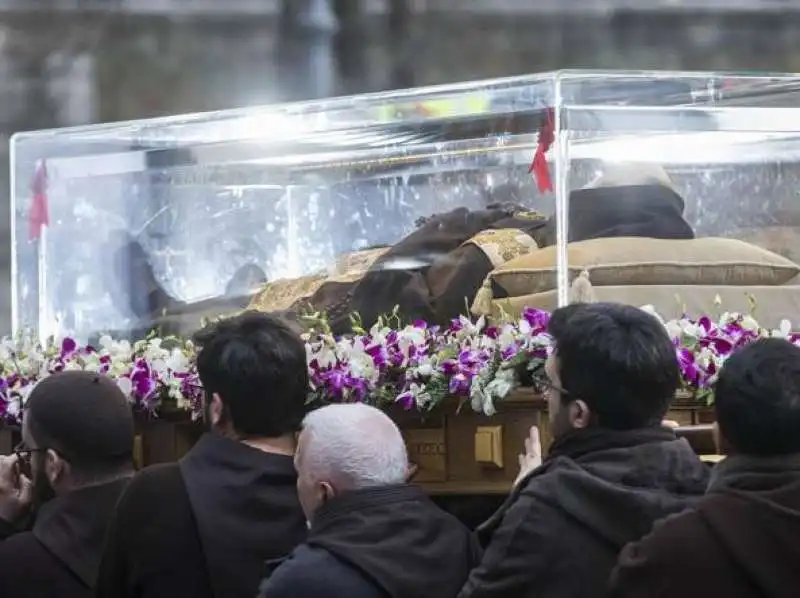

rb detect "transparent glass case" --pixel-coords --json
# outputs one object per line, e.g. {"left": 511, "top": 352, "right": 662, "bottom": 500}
{"left": 11, "top": 70, "right": 800, "bottom": 342}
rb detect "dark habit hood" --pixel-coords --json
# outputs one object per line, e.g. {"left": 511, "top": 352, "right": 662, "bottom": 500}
{"left": 696, "top": 454, "right": 800, "bottom": 597}
{"left": 33, "top": 476, "right": 131, "bottom": 588}
{"left": 567, "top": 183, "right": 695, "bottom": 243}
{"left": 308, "top": 484, "right": 481, "bottom": 598}
{"left": 180, "top": 433, "right": 307, "bottom": 598}
{"left": 482, "top": 427, "right": 710, "bottom": 552}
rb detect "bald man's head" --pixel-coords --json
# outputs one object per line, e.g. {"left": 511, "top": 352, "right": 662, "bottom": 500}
{"left": 294, "top": 404, "right": 409, "bottom": 523}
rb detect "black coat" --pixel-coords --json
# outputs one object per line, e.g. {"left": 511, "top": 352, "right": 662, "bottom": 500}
{"left": 259, "top": 484, "right": 481, "bottom": 598}
{"left": 0, "top": 477, "right": 129, "bottom": 598}
{"left": 95, "top": 433, "right": 307, "bottom": 598}
{"left": 458, "top": 427, "right": 710, "bottom": 598}
{"left": 609, "top": 454, "right": 800, "bottom": 598}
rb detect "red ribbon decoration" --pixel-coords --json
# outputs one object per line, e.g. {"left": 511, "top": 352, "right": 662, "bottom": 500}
{"left": 529, "top": 108, "right": 554, "bottom": 193}
{"left": 28, "top": 160, "right": 49, "bottom": 241}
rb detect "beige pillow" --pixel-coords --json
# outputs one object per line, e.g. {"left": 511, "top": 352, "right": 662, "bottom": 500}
{"left": 490, "top": 237, "right": 800, "bottom": 297}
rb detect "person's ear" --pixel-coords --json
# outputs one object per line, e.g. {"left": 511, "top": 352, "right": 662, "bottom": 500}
{"left": 45, "top": 449, "right": 67, "bottom": 486}
{"left": 210, "top": 393, "right": 224, "bottom": 427}
{"left": 319, "top": 481, "right": 335, "bottom": 504}
{"left": 568, "top": 400, "right": 592, "bottom": 429}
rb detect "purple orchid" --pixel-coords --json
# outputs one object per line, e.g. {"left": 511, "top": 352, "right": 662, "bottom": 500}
{"left": 60, "top": 337, "right": 78, "bottom": 358}
{"left": 522, "top": 307, "right": 551, "bottom": 332}
{"left": 0, "top": 306, "right": 788, "bottom": 424}
{"left": 130, "top": 359, "right": 158, "bottom": 408}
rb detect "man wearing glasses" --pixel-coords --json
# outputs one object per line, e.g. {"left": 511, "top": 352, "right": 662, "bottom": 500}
{"left": 458, "top": 302, "right": 710, "bottom": 598}
{"left": 0, "top": 371, "right": 134, "bottom": 598}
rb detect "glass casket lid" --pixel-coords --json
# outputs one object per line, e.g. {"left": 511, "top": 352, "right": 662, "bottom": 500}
{"left": 11, "top": 69, "right": 800, "bottom": 343}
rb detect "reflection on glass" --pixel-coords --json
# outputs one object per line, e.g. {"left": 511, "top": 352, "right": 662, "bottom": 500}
{"left": 10, "top": 71, "right": 800, "bottom": 342}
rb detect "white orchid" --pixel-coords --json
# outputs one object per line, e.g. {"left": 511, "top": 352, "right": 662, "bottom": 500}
{"left": 1, "top": 305, "right": 797, "bottom": 426}
{"left": 772, "top": 319, "right": 793, "bottom": 339}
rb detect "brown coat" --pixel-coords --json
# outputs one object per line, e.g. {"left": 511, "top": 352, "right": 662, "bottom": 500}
{"left": 328, "top": 205, "right": 534, "bottom": 332}
{"left": 458, "top": 427, "right": 709, "bottom": 598}
{"left": 609, "top": 454, "right": 800, "bottom": 598}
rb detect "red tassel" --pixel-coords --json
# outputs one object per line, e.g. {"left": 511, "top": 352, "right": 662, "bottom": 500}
{"left": 28, "top": 160, "right": 49, "bottom": 241}
{"left": 529, "top": 108, "right": 555, "bottom": 193}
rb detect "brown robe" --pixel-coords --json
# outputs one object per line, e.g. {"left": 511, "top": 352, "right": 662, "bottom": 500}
{"left": 325, "top": 205, "right": 544, "bottom": 333}
{"left": 0, "top": 478, "right": 130, "bottom": 598}
{"left": 609, "top": 454, "right": 800, "bottom": 598}
{"left": 326, "top": 183, "right": 694, "bottom": 331}
{"left": 96, "top": 434, "right": 306, "bottom": 598}
{"left": 566, "top": 183, "right": 694, "bottom": 243}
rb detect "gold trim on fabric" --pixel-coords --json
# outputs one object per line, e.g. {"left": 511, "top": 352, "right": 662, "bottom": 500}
{"left": 512, "top": 211, "right": 547, "bottom": 222}
{"left": 247, "top": 274, "right": 328, "bottom": 313}
{"left": 247, "top": 247, "right": 390, "bottom": 313}
{"left": 461, "top": 228, "right": 540, "bottom": 268}
{"left": 328, "top": 247, "right": 390, "bottom": 280}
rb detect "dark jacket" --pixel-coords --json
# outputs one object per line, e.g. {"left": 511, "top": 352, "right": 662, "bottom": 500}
{"left": 458, "top": 426, "right": 710, "bottom": 598}
{"left": 259, "top": 484, "right": 482, "bottom": 598}
{"left": 95, "top": 433, "right": 307, "bottom": 598}
{"left": 609, "top": 453, "right": 800, "bottom": 598}
{"left": 0, "top": 477, "right": 129, "bottom": 598}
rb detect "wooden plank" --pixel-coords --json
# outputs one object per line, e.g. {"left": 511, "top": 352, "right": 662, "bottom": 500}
{"left": 675, "top": 424, "right": 717, "bottom": 455}
{"left": 404, "top": 425, "right": 448, "bottom": 483}
{"left": 10, "top": 385, "right": 712, "bottom": 498}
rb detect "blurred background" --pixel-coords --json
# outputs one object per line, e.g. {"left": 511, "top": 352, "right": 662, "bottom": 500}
{"left": 2, "top": 0, "right": 800, "bottom": 334}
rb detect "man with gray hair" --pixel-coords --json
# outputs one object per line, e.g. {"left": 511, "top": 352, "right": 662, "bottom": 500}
{"left": 258, "top": 403, "right": 481, "bottom": 598}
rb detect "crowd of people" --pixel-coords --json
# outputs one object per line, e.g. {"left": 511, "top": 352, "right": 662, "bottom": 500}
{"left": 0, "top": 302, "right": 798, "bottom": 598}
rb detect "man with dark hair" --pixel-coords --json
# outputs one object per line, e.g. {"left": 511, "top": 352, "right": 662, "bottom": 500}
{"left": 0, "top": 371, "right": 134, "bottom": 598}
{"left": 610, "top": 337, "right": 800, "bottom": 598}
{"left": 96, "top": 311, "right": 309, "bottom": 598}
{"left": 545, "top": 301, "right": 681, "bottom": 431}
{"left": 458, "top": 302, "right": 709, "bottom": 598}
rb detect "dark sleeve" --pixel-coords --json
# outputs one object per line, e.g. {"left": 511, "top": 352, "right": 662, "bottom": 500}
{"left": 608, "top": 512, "right": 703, "bottom": 598}
{"left": 0, "top": 517, "right": 18, "bottom": 541}
{"left": 457, "top": 490, "right": 554, "bottom": 598}
{"left": 0, "top": 526, "right": 29, "bottom": 598}
{"left": 259, "top": 550, "right": 383, "bottom": 598}
{"left": 258, "top": 564, "right": 364, "bottom": 598}
{"left": 258, "top": 572, "right": 331, "bottom": 598}
{"left": 95, "top": 480, "right": 135, "bottom": 598}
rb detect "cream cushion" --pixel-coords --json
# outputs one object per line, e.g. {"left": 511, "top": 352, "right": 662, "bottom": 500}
{"left": 490, "top": 237, "right": 800, "bottom": 297}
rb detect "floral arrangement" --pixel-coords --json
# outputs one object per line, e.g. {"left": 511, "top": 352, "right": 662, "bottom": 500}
{"left": 0, "top": 332, "right": 204, "bottom": 426}
{"left": 0, "top": 305, "right": 796, "bottom": 426}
